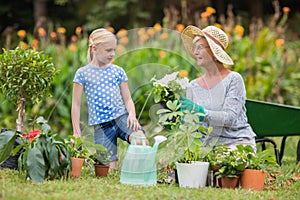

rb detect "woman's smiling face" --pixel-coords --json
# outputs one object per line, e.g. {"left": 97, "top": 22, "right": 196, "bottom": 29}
{"left": 193, "top": 37, "right": 214, "bottom": 67}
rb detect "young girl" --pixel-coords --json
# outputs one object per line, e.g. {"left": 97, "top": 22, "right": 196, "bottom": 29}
{"left": 71, "top": 28, "right": 145, "bottom": 170}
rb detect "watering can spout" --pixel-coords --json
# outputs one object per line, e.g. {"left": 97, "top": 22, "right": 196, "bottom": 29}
{"left": 153, "top": 135, "right": 167, "bottom": 150}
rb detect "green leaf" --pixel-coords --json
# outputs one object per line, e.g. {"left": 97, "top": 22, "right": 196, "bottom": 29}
{"left": 27, "top": 147, "right": 46, "bottom": 183}
{"left": 0, "top": 130, "right": 17, "bottom": 164}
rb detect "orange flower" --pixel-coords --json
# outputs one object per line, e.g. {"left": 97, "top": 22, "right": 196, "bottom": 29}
{"left": 282, "top": 7, "right": 291, "bottom": 13}
{"left": 206, "top": 7, "right": 216, "bottom": 14}
{"left": 159, "top": 50, "right": 166, "bottom": 58}
{"left": 138, "top": 28, "right": 146, "bottom": 36}
{"left": 160, "top": 33, "right": 168, "bottom": 39}
{"left": 153, "top": 23, "right": 162, "bottom": 32}
{"left": 71, "top": 35, "right": 77, "bottom": 42}
{"left": 106, "top": 26, "right": 115, "bottom": 33}
{"left": 275, "top": 38, "right": 285, "bottom": 47}
{"left": 50, "top": 32, "right": 57, "bottom": 40}
{"left": 57, "top": 27, "right": 66, "bottom": 34}
{"left": 179, "top": 70, "right": 188, "bottom": 77}
{"left": 17, "top": 30, "right": 26, "bottom": 39}
{"left": 176, "top": 24, "right": 185, "bottom": 33}
{"left": 201, "top": 11, "right": 211, "bottom": 19}
{"left": 18, "top": 41, "right": 28, "bottom": 49}
{"left": 119, "top": 37, "right": 129, "bottom": 45}
{"left": 75, "top": 26, "right": 82, "bottom": 35}
{"left": 38, "top": 27, "right": 47, "bottom": 37}
{"left": 32, "top": 39, "right": 39, "bottom": 49}
{"left": 234, "top": 25, "right": 244, "bottom": 37}
{"left": 116, "top": 29, "right": 128, "bottom": 38}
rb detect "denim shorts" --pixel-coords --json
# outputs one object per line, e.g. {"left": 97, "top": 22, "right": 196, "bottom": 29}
{"left": 93, "top": 113, "right": 143, "bottom": 162}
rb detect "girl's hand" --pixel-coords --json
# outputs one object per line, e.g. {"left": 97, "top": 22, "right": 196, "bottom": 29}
{"left": 127, "top": 114, "right": 140, "bottom": 131}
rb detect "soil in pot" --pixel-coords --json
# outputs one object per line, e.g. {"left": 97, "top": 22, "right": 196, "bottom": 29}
{"left": 94, "top": 164, "right": 109, "bottom": 177}
{"left": 70, "top": 157, "right": 84, "bottom": 178}
{"left": 240, "top": 169, "right": 267, "bottom": 191}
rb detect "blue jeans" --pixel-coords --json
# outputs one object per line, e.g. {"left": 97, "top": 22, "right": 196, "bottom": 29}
{"left": 93, "top": 114, "right": 141, "bottom": 162}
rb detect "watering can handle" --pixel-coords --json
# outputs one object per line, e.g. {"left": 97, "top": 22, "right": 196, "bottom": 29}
{"left": 131, "top": 134, "right": 146, "bottom": 146}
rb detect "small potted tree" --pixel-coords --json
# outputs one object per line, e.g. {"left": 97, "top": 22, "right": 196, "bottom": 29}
{"left": 0, "top": 47, "right": 57, "bottom": 168}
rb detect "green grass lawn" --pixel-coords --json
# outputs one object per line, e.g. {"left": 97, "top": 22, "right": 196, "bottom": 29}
{"left": 0, "top": 162, "right": 299, "bottom": 200}
{"left": 1, "top": 136, "right": 299, "bottom": 200}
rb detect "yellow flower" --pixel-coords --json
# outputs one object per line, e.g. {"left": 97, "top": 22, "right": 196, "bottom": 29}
{"left": 17, "top": 30, "right": 26, "bottom": 39}
{"left": 57, "top": 27, "right": 66, "bottom": 34}
{"left": 160, "top": 33, "right": 168, "bottom": 39}
{"left": 153, "top": 23, "right": 162, "bottom": 32}
{"left": 68, "top": 43, "right": 77, "bottom": 52}
{"left": 138, "top": 28, "right": 146, "bottom": 36}
{"left": 116, "top": 29, "right": 127, "bottom": 38}
{"left": 159, "top": 50, "right": 166, "bottom": 58}
{"left": 275, "top": 38, "right": 285, "bottom": 47}
{"left": 176, "top": 24, "right": 185, "bottom": 33}
{"left": 75, "top": 26, "right": 82, "bottom": 35}
{"left": 147, "top": 28, "right": 155, "bottom": 37}
{"left": 38, "top": 27, "right": 47, "bottom": 37}
{"left": 179, "top": 70, "right": 188, "bottom": 77}
{"left": 234, "top": 25, "right": 244, "bottom": 37}
{"left": 206, "top": 7, "right": 216, "bottom": 14}
{"left": 282, "top": 7, "right": 290, "bottom": 13}
{"left": 214, "top": 23, "right": 222, "bottom": 29}
{"left": 119, "top": 37, "right": 129, "bottom": 45}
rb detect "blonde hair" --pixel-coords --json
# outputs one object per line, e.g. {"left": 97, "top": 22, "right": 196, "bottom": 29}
{"left": 87, "top": 28, "right": 116, "bottom": 63}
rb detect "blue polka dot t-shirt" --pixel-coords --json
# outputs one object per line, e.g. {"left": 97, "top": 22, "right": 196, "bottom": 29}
{"left": 73, "top": 64, "right": 128, "bottom": 125}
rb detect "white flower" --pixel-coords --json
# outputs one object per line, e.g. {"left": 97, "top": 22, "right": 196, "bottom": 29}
{"left": 153, "top": 72, "right": 179, "bottom": 87}
{"left": 175, "top": 77, "right": 190, "bottom": 89}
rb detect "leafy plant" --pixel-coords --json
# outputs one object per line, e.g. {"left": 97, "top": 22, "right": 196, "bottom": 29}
{"left": 157, "top": 100, "right": 212, "bottom": 163}
{"left": 84, "top": 141, "right": 111, "bottom": 166}
{"left": 65, "top": 136, "right": 90, "bottom": 159}
{"left": 0, "top": 116, "right": 71, "bottom": 183}
{"left": 241, "top": 145, "right": 278, "bottom": 171}
{"left": 214, "top": 145, "right": 248, "bottom": 178}
{"left": 0, "top": 47, "right": 57, "bottom": 133}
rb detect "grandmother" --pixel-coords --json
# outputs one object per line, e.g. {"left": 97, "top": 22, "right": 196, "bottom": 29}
{"left": 179, "top": 25, "right": 256, "bottom": 151}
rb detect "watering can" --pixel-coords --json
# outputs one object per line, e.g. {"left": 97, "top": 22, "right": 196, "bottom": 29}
{"left": 120, "top": 134, "right": 167, "bottom": 186}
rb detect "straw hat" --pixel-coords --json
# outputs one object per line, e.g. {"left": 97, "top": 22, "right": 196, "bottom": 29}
{"left": 181, "top": 25, "right": 234, "bottom": 65}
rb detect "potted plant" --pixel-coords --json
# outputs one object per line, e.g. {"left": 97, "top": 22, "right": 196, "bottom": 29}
{"left": 240, "top": 146, "right": 278, "bottom": 190}
{"left": 214, "top": 145, "right": 248, "bottom": 189}
{"left": 0, "top": 47, "right": 57, "bottom": 168}
{"left": 1, "top": 116, "right": 72, "bottom": 183}
{"left": 65, "top": 136, "right": 90, "bottom": 178}
{"left": 87, "top": 143, "right": 110, "bottom": 177}
{"left": 157, "top": 100, "right": 212, "bottom": 188}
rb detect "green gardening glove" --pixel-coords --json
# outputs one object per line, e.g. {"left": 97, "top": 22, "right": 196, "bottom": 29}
{"left": 179, "top": 96, "right": 205, "bottom": 121}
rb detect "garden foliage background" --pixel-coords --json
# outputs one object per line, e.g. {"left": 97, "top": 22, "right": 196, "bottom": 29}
{"left": 0, "top": 3, "right": 299, "bottom": 158}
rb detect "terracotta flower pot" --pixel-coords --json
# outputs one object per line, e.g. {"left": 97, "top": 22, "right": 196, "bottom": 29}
{"left": 70, "top": 157, "right": 84, "bottom": 177}
{"left": 94, "top": 164, "right": 109, "bottom": 177}
{"left": 221, "top": 176, "right": 239, "bottom": 189}
{"left": 240, "top": 169, "right": 267, "bottom": 191}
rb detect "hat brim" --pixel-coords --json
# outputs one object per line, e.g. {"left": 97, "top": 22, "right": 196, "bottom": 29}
{"left": 181, "top": 25, "right": 234, "bottom": 65}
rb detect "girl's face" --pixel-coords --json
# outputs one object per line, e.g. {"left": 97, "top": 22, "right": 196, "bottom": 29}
{"left": 193, "top": 37, "right": 214, "bottom": 67}
{"left": 93, "top": 40, "right": 117, "bottom": 66}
